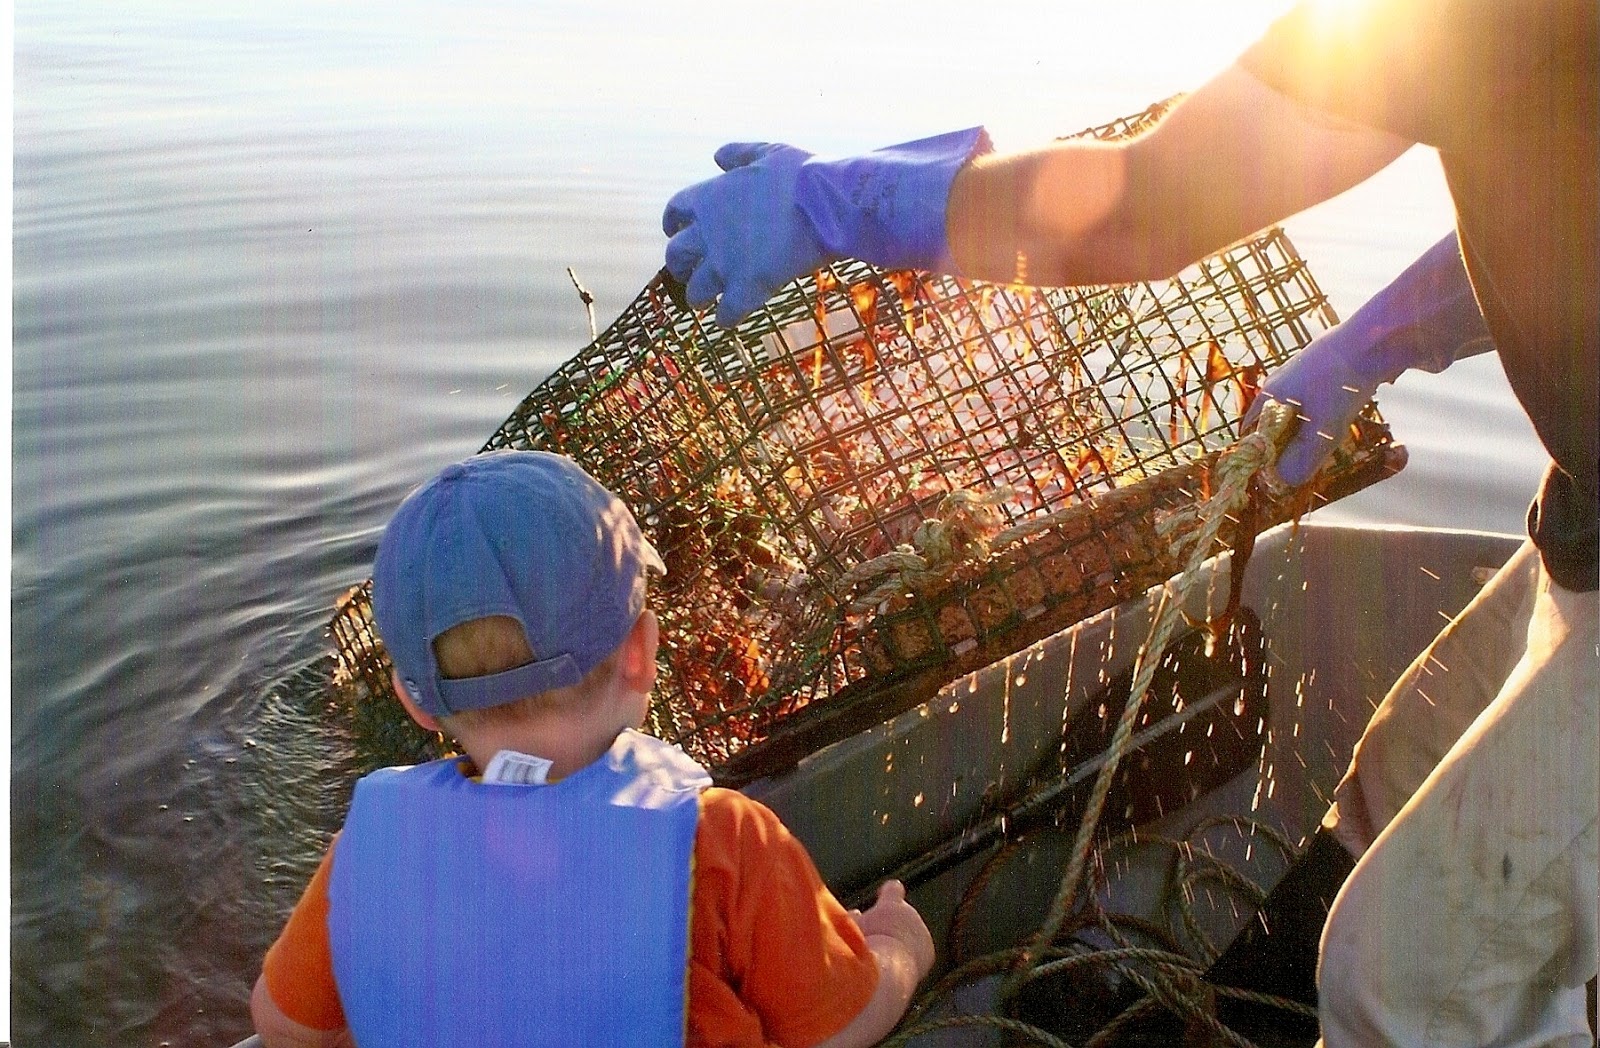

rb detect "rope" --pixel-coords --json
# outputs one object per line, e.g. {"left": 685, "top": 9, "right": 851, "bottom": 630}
{"left": 839, "top": 488, "right": 1013, "bottom": 613}
{"left": 838, "top": 409, "right": 1288, "bottom": 617}
{"left": 1005, "top": 402, "right": 1294, "bottom": 988}
{"left": 879, "top": 403, "right": 1303, "bottom": 1046}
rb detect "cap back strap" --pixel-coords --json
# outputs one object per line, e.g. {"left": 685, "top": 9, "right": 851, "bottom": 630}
{"left": 436, "top": 653, "right": 584, "bottom": 715}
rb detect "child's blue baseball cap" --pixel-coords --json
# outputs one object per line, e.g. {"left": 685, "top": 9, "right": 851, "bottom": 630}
{"left": 371, "top": 450, "right": 665, "bottom": 718}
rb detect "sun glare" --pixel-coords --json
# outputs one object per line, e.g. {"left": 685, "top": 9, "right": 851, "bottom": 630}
{"left": 1299, "top": 0, "right": 1382, "bottom": 39}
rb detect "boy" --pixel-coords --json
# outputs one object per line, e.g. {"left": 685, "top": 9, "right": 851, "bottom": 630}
{"left": 251, "top": 450, "right": 935, "bottom": 1047}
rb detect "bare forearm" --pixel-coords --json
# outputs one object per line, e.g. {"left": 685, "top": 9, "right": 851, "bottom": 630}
{"left": 947, "top": 64, "right": 1411, "bottom": 287}
{"left": 811, "top": 935, "right": 924, "bottom": 1048}
{"left": 948, "top": 122, "right": 1303, "bottom": 287}
{"left": 947, "top": 139, "right": 1181, "bottom": 286}
{"left": 251, "top": 976, "right": 352, "bottom": 1048}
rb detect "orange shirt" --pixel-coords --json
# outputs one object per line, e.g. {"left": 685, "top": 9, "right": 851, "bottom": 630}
{"left": 262, "top": 786, "right": 878, "bottom": 1048}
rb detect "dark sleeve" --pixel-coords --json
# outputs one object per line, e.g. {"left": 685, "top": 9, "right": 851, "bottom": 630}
{"left": 1237, "top": 0, "right": 1556, "bottom": 151}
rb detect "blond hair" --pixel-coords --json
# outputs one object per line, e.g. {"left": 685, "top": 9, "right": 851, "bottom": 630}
{"left": 431, "top": 615, "right": 620, "bottom": 731}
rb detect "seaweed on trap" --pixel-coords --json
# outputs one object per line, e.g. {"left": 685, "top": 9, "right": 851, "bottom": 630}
{"left": 327, "top": 100, "right": 1398, "bottom": 779}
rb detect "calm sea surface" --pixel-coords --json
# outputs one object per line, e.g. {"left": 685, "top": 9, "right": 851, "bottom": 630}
{"left": 10, "top": 2, "right": 1548, "bottom": 1044}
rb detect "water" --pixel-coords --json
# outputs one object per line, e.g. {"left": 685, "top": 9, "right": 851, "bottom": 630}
{"left": 10, "top": 2, "right": 1548, "bottom": 1044}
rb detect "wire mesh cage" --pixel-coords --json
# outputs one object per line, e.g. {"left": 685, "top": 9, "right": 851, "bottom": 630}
{"left": 329, "top": 100, "right": 1398, "bottom": 775}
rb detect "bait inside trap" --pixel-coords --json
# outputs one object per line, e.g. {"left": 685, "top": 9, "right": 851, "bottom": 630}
{"left": 329, "top": 102, "right": 1399, "bottom": 778}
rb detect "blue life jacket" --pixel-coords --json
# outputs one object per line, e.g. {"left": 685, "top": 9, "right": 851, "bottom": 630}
{"left": 327, "top": 729, "right": 710, "bottom": 1048}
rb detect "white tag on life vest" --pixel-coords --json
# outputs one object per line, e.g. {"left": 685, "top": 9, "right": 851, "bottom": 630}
{"left": 481, "top": 749, "right": 554, "bottom": 786}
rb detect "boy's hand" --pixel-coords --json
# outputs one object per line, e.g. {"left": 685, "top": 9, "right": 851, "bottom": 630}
{"left": 820, "top": 880, "right": 935, "bottom": 1048}
{"left": 851, "top": 879, "right": 935, "bottom": 979}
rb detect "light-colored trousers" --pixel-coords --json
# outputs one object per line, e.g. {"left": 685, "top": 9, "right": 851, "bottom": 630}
{"left": 1317, "top": 540, "right": 1598, "bottom": 1047}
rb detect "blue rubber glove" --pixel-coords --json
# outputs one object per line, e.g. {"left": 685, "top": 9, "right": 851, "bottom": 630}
{"left": 663, "top": 128, "right": 991, "bottom": 327}
{"left": 1250, "top": 231, "right": 1494, "bottom": 487}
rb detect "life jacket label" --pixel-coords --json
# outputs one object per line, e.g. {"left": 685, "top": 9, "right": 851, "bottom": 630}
{"left": 481, "top": 748, "right": 553, "bottom": 785}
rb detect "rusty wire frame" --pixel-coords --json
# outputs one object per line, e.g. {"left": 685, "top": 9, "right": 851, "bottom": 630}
{"left": 329, "top": 101, "right": 1387, "bottom": 773}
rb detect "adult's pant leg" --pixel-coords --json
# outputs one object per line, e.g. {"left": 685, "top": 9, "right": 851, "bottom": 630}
{"left": 1325, "top": 541, "right": 1539, "bottom": 858}
{"left": 1318, "top": 564, "right": 1598, "bottom": 1048}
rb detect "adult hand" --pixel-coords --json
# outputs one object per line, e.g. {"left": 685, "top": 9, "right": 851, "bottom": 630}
{"left": 1247, "top": 333, "right": 1377, "bottom": 488}
{"left": 664, "top": 128, "right": 990, "bottom": 328}
{"left": 1247, "top": 231, "right": 1492, "bottom": 488}
{"left": 663, "top": 142, "right": 828, "bottom": 329}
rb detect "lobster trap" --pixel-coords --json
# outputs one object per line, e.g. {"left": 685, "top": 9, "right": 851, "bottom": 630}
{"left": 330, "top": 101, "right": 1399, "bottom": 778}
